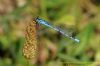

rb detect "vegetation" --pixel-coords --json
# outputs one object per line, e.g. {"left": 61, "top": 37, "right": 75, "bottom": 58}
{"left": 0, "top": 0, "right": 100, "bottom": 66}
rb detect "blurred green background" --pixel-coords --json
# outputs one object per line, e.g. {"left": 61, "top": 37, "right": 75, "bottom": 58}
{"left": 0, "top": 0, "right": 100, "bottom": 66}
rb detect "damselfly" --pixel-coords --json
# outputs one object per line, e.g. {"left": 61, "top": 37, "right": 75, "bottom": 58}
{"left": 34, "top": 17, "right": 80, "bottom": 43}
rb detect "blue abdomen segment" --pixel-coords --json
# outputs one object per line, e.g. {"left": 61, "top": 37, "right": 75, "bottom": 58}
{"left": 35, "top": 17, "right": 80, "bottom": 43}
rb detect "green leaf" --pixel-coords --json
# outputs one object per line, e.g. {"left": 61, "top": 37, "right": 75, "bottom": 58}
{"left": 73, "top": 23, "right": 94, "bottom": 56}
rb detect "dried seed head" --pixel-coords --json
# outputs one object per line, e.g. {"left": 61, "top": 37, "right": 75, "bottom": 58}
{"left": 22, "top": 20, "right": 38, "bottom": 60}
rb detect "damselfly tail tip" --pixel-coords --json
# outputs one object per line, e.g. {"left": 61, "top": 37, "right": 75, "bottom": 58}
{"left": 74, "top": 38, "right": 80, "bottom": 43}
